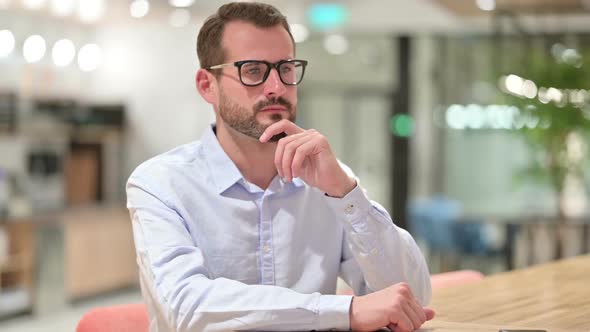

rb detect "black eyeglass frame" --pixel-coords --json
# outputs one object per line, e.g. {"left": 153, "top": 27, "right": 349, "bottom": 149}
{"left": 206, "top": 59, "right": 308, "bottom": 87}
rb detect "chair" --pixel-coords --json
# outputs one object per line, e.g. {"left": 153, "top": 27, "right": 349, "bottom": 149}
{"left": 76, "top": 303, "right": 149, "bottom": 332}
{"left": 408, "top": 195, "right": 506, "bottom": 271}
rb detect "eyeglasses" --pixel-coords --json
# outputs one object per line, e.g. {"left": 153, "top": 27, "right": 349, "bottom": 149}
{"left": 206, "top": 59, "right": 308, "bottom": 87}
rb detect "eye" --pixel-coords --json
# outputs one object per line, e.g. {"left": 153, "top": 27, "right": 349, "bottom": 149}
{"left": 242, "top": 63, "right": 264, "bottom": 76}
{"left": 280, "top": 64, "right": 294, "bottom": 73}
{"left": 246, "top": 67, "right": 261, "bottom": 75}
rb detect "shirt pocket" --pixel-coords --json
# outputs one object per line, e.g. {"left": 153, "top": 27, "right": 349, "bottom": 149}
{"left": 207, "top": 253, "right": 259, "bottom": 284}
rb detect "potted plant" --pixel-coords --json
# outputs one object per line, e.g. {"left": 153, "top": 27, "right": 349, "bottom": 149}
{"left": 501, "top": 44, "right": 590, "bottom": 259}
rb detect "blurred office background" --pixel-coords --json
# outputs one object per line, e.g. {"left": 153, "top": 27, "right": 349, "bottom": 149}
{"left": 1, "top": 0, "right": 590, "bottom": 329}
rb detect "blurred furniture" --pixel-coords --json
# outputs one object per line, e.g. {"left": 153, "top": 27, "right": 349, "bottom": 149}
{"left": 76, "top": 303, "right": 149, "bottom": 332}
{"left": 0, "top": 92, "right": 17, "bottom": 134}
{"left": 423, "top": 254, "right": 590, "bottom": 331}
{"left": 64, "top": 207, "right": 137, "bottom": 300}
{"left": 0, "top": 220, "right": 35, "bottom": 317}
{"left": 502, "top": 216, "right": 590, "bottom": 268}
{"left": 409, "top": 196, "right": 510, "bottom": 271}
{"left": 0, "top": 206, "right": 138, "bottom": 320}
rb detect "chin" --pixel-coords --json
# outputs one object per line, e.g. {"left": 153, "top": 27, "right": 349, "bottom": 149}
{"left": 258, "top": 113, "right": 287, "bottom": 123}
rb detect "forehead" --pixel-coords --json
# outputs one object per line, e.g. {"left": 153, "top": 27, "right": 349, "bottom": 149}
{"left": 221, "top": 20, "right": 295, "bottom": 62}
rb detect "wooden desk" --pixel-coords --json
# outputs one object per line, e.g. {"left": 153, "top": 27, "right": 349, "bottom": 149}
{"left": 420, "top": 254, "right": 590, "bottom": 332}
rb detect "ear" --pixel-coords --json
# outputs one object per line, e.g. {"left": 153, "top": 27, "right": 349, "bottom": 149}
{"left": 196, "top": 68, "right": 218, "bottom": 105}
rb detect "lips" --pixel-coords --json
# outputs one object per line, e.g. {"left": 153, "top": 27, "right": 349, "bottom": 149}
{"left": 260, "top": 106, "right": 287, "bottom": 112}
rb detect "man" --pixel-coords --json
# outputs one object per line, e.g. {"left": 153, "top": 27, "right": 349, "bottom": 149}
{"left": 127, "top": 2, "right": 434, "bottom": 331}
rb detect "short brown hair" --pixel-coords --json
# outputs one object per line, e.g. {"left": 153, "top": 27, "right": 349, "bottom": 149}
{"left": 197, "top": 2, "right": 294, "bottom": 70}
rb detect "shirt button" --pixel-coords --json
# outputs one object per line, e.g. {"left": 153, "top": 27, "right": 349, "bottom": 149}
{"left": 344, "top": 204, "right": 355, "bottom": 214}
{"left": 263, "top": 245, "right": 271, "bottom": 253}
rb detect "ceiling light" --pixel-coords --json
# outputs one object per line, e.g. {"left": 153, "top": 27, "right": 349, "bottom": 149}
{"left": 169, "top": 0, "right": 194, "bottom": 8}
{"left": 52, "top": 38, "right": 75, "bottom": 67}
{"left": 130, "top": 0, "right": 149, "bottom": 18}
{"left": 323, "top": 34, "right": 348, "bottom": 55}
{"left": 23, "top": 34, "right": 46, "bottom": 63}
{"left": 50, "top": 0, "right": 75, "bottom": 16}
{"left": 22, "top": 0, "right": 45, "bottom": 10}
{"left": 78, "top": 43, "right": 102, "bottom": 71}
{"left": 78, "top": 0, "right": 104, "bottom": 23}
{"left": 290, "top": 24, "right": 309, "bottom": 43}
{"left": 0, "top": 30, "right": 15, "bottom": 57}
{"left": 475, "top": 0, "right": 495, "bottom": 11}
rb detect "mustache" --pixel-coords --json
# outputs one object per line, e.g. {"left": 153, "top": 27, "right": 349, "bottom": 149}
{"left": 254, "top": 97, "right": 293, "bottom": 112}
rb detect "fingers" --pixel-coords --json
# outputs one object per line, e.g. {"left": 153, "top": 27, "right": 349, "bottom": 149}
{"left": 389, "top": 283, "right": 429, "bottom": 332}
{"left": 407, "top": 295, "right": 427, "bottom": 324}
{"left": 289, "top": 138, "right": 317, "bottom": 180}
{"left": 277, "top": 133, "right": 315, "bottom": 181}
{"left": 259, "top": 119, "right": 303, "bottom": 143}
{"left": 402, "top": 301, "right": 423, "bottom": 331}
{"left": 423, "top": 307, "right": 436, "bottom": 320}
{"left": 350, "top": 284, "right": 431, "bottom": 332}
{"left": 274, "top": 129, "right": 321, "bottom": 181}
{"left": 387, "top": 311, "right": 414, "bottom": 332}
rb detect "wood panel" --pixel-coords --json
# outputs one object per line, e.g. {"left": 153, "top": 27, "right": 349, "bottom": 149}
{"left": 64, "top": 207, "right": 138, "bottom": 300}
{"left": 0, "top": 221, "right": 34, "bottom": 290}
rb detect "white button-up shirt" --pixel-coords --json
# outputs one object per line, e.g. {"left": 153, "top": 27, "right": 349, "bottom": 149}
{"left": 126, "top": 124, "right": 431, "bottom": 331}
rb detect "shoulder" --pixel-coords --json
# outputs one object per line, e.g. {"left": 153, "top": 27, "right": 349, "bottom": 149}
{"left": 128, "top": 140, "right": 206, "bottom": 187}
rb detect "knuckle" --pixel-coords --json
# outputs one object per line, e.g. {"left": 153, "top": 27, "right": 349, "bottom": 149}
{"left": 391, "top": 302, "right": 402, "bottom": 313}
{"left": 284, "top": 143, "right": 295, "bottom": 154}
{"left": 399, "top": 288, "right": 410, "bottom": 297}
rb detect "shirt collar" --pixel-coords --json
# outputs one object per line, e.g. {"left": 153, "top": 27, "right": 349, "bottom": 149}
{"left": 201, "top": 124, "right": 243, "bottom": 194}
{"left": 202, "top": 123, "right": 306, "bottom": 195}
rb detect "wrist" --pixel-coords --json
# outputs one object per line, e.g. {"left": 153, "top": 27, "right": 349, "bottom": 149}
{"left": 326, "top": 176, "right": 356, "bottom": 198}
{"left": 349, "top": 295, "right": 363, "bottom": 331}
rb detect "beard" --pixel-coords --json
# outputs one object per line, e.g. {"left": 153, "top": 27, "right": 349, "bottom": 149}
{"left": 218, "top": 90, "right": 296, "bottom": 142}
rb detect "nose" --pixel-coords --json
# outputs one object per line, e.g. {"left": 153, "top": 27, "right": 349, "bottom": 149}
{"left": 262, "top": 68, "right": 287, "bottom": 98}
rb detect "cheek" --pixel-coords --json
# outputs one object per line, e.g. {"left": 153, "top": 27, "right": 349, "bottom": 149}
{"left": 283, "top": 86, "right": 297, "bottom": 98}
{"left": 287, "top": 88, "right": 298, "bottom": 105}
{"left": 222, "top": 84, "right": 253, "bottom": 107}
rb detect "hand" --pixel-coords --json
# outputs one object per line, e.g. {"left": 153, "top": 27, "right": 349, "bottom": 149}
{"left": 349, "top": 283, "right": 435, "bottom": 332}
{"left": 259, "top": 120, "right": 356, "bottom": 197}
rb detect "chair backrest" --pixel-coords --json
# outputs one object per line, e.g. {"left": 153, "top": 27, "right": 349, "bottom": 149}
{"left": 408, "top": 196, "right": 462, "bottom": 250}
{"left": 76, "top": 303, "right": 149, "bottom": 332}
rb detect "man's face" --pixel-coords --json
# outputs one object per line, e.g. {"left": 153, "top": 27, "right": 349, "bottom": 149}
{"left": 215, "top": 21, "right": 297, "bottom": 140}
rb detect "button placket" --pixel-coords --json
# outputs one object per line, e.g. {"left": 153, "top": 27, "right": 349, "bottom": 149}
{"left": 258, "top": 195, "right": 275, "bottom": 285}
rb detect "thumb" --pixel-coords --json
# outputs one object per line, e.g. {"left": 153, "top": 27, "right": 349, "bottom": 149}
{"left": 423, "top": 307, "right": 436, "bottom": 320}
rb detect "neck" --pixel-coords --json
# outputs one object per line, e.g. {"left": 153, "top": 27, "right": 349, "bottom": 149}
{"left": 215, "top": 120, "right": 278, "bottom": 190}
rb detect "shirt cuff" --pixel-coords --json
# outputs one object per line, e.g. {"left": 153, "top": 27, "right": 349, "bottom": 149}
{"left": 324, "top": 184, "right": 373, "bottom": 227}
{"left": 316, "top": 294, "right": 353, "bottom": 331}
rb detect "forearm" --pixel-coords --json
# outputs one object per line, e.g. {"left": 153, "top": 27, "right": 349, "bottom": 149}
{"left": 138, "top": 256, "right": 352, "bottom": 331}
{"left": 326, "top": 185, "right": 432, "bottom": 305}
{"left": 131, "top": 207, "right": 352, "bottom": 331}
